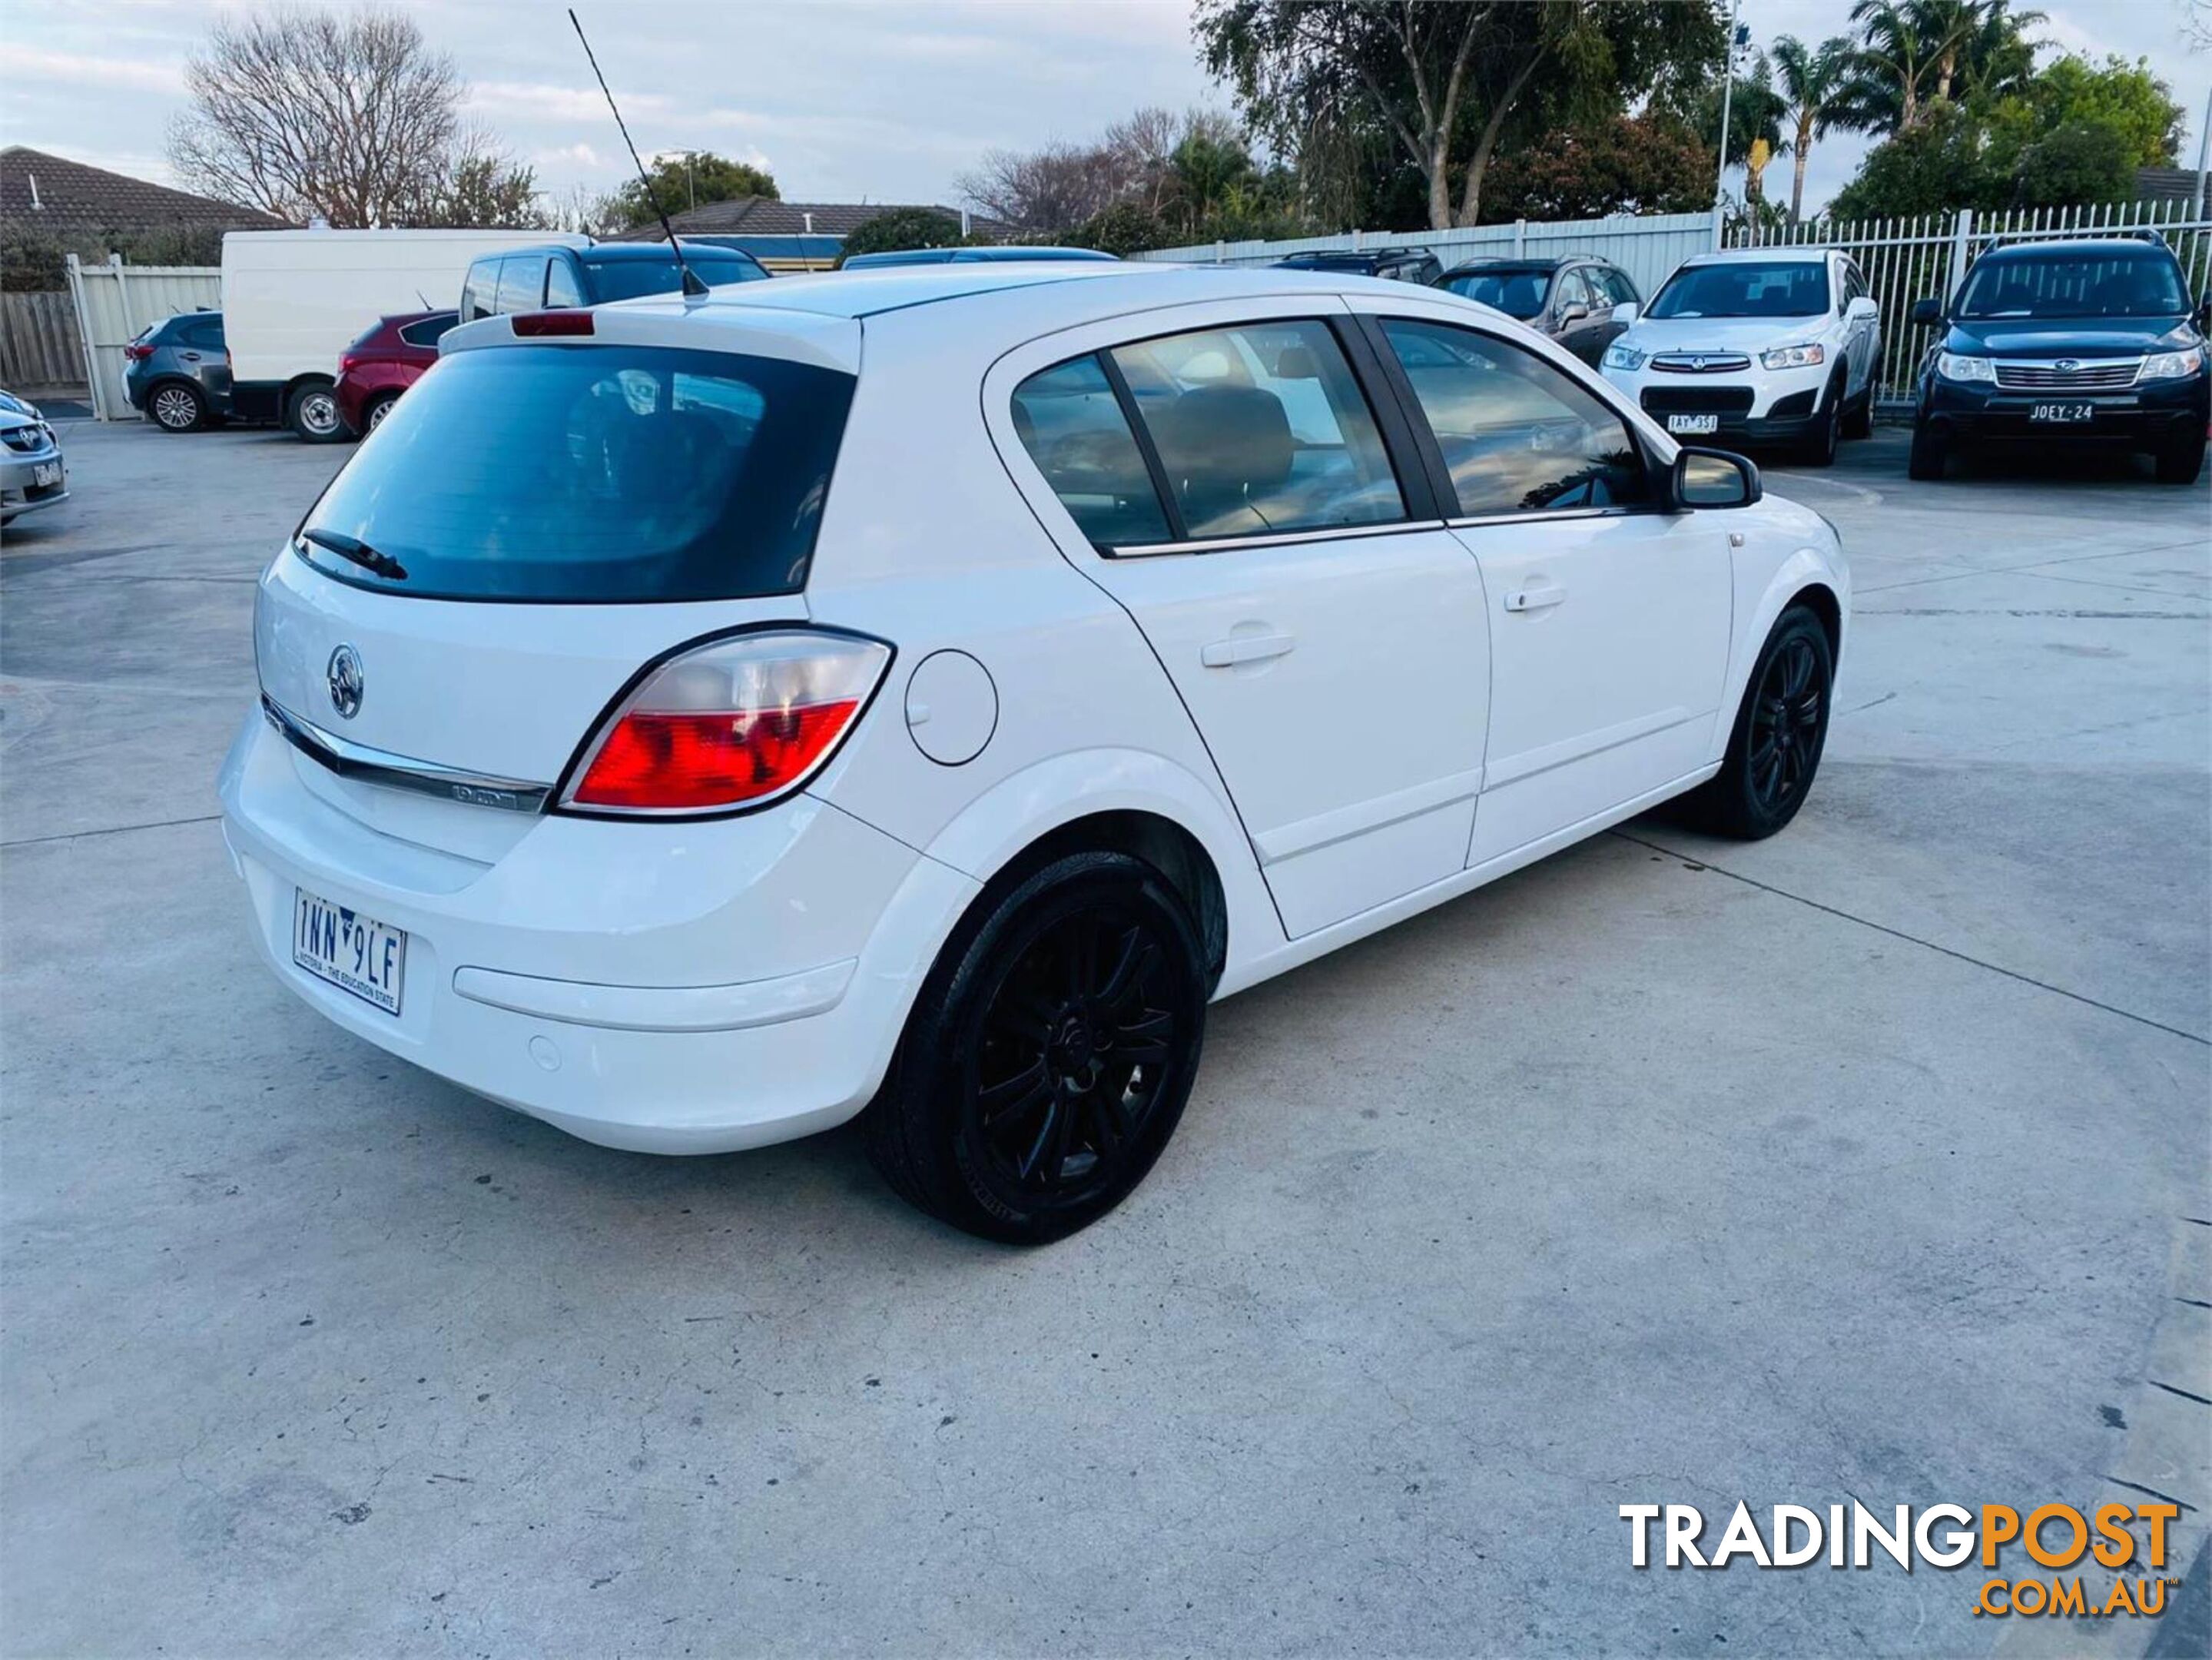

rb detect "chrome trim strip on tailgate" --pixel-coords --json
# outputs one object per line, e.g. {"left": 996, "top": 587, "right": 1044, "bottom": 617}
{"left": 262, "top": 694, "right": 552, "bottom": 812}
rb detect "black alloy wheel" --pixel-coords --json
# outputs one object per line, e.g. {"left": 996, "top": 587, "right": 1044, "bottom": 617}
{"left": 1799, "top": 378, "right": 1843, "bottom": 466}
{"left": 1680, "top": 605, "right": 1833, "bottom": 839}
{"left": 1747, "top": 632, "right": 1824, "bottom": 817}
{"left": 866, "top": 851, "right": 1207, "bottom": 1243}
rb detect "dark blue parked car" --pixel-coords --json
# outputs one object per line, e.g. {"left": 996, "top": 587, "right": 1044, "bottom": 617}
{"left": 1907, "top": 237, "right": 2210, "bottom": 484}
{"left": 124, "top": 311, "right": 231, "bottom": 433}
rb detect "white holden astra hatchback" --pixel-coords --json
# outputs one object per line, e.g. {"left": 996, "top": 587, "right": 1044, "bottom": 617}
{"left": 221, "top": 264, "right": 1849, "bottom": 1243}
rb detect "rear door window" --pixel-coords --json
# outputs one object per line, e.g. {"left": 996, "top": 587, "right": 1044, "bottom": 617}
{"left": 1380, "top": 319, "right": 1649, "bottom": 517}
{"left": 1109, "top": 319, "right": 1404, "bottom": 540}
{"left": 461, "top": 258, "right": 502, "bottom": 321}
{"left": 545, "top": 257, "right": 585, "bottom": 308}
{"left": 1009, "top": 355, "right": 1170, "bottom": 547}
{"left": 496, "top": 255, "right": 549, "bottom": 314}
{"left": 295, "top": 344, "right": 855, "bottom": 603}
{"left": 184, "top": 317, "right": 225, "bottom": 348}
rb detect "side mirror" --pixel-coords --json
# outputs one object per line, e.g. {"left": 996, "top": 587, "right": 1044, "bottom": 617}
{"left": 1673, "top": 447, "right": 1761, "bottom": 510}
{"left": 1557, "top": 303, "right": 1589, "bottom": 328}
{"left": 1611, "top": 300, "right": 1640, "bottom": 327}
{"left": 2197, "top": 290, "right": 2211, "bottom": 331}
{"left": 1910, "top": 297, "right": 1942, "bottom": 327}
{"left": 1847, "top": 296, "right": 1879, "bottom": 323}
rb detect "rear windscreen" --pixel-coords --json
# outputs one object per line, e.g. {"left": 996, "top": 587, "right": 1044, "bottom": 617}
{"left": 295, "top": 344, "right": 854, "bottom": 603}
{"left": 586, "top": 254, "right": 767, "bottom": 300}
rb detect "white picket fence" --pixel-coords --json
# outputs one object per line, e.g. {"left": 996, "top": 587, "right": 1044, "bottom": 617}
{"left": 1729, "top": 198, "right": 2212, "bottom": 410}
{"left": 1132, "top": 210, "right": 1721, "bottom": 310}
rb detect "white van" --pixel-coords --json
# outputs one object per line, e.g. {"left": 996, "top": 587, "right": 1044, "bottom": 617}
{"left": 221, "top": 229, "right": 589, "bottom": 442}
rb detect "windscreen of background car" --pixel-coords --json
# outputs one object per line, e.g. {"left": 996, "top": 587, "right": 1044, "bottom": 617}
{"left": 1955, "top": 252, "right": 2189, "bottom": 319}
{"left": 294, "top": 345, "right": 854, "bottom": 603}
{"left": 1648, "top": 261, "right": 1830, "bottom": 320}
{"left": 1438, "top": 268, "right": 1549, "bottom": 318}
{"left": 586, "top": 254, "right": 769, "bottom": 301}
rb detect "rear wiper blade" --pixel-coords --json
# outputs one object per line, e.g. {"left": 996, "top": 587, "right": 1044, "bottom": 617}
{"left": 300, "top": 526, "right": 407, "bottom": 581}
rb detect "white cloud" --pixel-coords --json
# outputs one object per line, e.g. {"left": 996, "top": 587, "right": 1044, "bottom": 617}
{"left": 466, "top": 80, "right": 672, "bottom": 124}
{"left": 8, "top": 44, "right": 180, "bottom": 94}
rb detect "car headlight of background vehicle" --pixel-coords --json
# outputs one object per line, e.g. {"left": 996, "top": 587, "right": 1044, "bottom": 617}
{"left": 1937, "top": 352, "right": 1995, "bottom": 383}
{"left": 1602, "top": 342, "right": 1647, "bottom": 371}
{"left": 1759, "top": 343, "right": 1826, "bottom": 370}
{"left": 2140, "top": 346, "right": 2206, "bottom": 380}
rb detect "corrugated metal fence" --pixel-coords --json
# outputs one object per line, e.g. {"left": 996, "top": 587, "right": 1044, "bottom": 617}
{"left": 1732, "top": 199, "right": 2212, "bottom": 410}
{"left": 62, "top": 254, "right": 224, "bottom": 420}
{"left": 1133, "top": 210, "right": 1722, "bottom": 308}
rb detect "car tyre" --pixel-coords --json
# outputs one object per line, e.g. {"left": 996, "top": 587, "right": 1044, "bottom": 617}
{"left": 1679, "top": 605, "right": 1832, "bottom": 840}
{"left": 1907, "top": 422, "right": 1948, "bottom": 480}
{"left": 149, "top": 381, "right": 208, "bottom": 433}
{"left": 1841, "top": 389, "right": 1873, "bottom": 440}
{"left": 287, "top": 380, "right": 347, "bottom": 444}
{"left": 864, "top": 850, "right": 1209, "bottom": 1245}
{"left": 1798, "top": 379, "right": 1843, "bottom": 466}
{"left": 362, "top": 393, "right": 400, "bottom": 434}
{"left": 2153, "top": 434, "right": 2206, "bottom": 486}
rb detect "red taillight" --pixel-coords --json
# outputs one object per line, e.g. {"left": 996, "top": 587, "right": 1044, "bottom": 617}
{"left": 562, "top": 631, "right": 890, "bottom": 815}
{"left": 124, "top": 344, "right": 154, "bottom": 360}
{"left": 512, "top": 310, "right": 595, "bottom": 337}
{"left": 338, "top": 354, "right": 358, "bottom": 372}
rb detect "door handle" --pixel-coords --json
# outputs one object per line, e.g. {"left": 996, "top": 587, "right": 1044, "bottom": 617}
{"left": 180, "top": 352, "right": 201, "bottom": 362}
{"left": 1201, "top": 632, "right": 1296, "bottom": 668}
{"left": 1503, "top": 583, "right": 1565, "bottom": 613}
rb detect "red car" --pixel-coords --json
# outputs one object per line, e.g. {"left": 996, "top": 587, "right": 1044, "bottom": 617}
{"left": 336, "top": 310, "right": 457, "bottom": 437}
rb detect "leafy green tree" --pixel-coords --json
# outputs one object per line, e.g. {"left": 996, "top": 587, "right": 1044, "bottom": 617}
{"left": 1999, "top": 55, "right": 2184, "bottom": 168}
{"left": 837, "top": 208, "right": 965, "bottom": 265}
{"left": 1828, "top": 102, "right": 2002, "bottom": 217}
{"left": 1070, "top": 200, "right": 1172, "bottom": 256}
{"left": 1772, "top": 35, "right": 1862, "bottom": 222}
{"left": 1477, "top": 113, "right": 1712, "bottom": 221}
{"left": 607, "top": 152, "right": 777, "bottom": 231}
{"left": 2012, "top": 120, "right": 2136, "bottom": 206}
{"left": 1196, "top": 0, "right": 1723, "bottom": 230}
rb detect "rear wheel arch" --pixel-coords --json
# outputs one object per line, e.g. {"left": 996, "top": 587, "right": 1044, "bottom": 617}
{"left": 960, "top": 809, "right": 1227, "bottom": 992}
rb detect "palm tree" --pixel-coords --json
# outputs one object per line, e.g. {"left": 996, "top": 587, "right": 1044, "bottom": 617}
{"left": 1842, "top": 0, "right": 2044, "bottom": 133}
{"left": 1772, "top": 35, "right": 1860, "bottom": 222}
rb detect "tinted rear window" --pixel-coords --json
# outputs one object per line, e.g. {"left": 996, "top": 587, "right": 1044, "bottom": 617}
{"left": 295, "top": 344, "right": 854, "bottom": 603}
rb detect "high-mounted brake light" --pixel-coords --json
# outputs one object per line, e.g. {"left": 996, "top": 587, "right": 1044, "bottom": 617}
{"left": 512, "top": 310, "right": 595, "bottom": 337}
{"left": 561, "top": 631, "right": 891, "bottom": 815}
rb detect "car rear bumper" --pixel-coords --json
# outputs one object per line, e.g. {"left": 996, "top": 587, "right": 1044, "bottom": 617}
{"left": 217, "top": 709, "right": 980, "bottom": 1154}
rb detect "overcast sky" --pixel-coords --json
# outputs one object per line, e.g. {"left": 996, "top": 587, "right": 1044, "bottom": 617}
{"left": 5, "top": 0, "right": 2207, "bottom": 221}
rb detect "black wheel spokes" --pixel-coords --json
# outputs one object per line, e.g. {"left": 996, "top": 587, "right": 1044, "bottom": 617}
{"left": 1749, "top": 638, "right": 1824, "bottom": 810}
{"left": 969, "top": 908, "right": 1178, "bottom": 1205}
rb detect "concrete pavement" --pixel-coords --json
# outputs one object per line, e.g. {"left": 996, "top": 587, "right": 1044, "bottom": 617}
{"left": 3, "top": 420, "right": 2206, "bottom": 1655}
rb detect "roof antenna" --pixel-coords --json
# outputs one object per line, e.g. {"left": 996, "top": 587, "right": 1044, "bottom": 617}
{"left": 568, "top": 8, "right": 707, "bottom": 299}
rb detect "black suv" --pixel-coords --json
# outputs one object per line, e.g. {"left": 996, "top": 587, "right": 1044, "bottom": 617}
{"left": 1432, "top": 254, "right": 1643, "bottom": 366}
{"left": 1907, "top": 236, "right": 2209, "bottom": 484}
{"left": 1273, "top": 247, "right": 1444, "bottom": 286}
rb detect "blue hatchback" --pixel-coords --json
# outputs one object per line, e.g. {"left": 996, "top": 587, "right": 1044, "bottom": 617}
{"left": 124, "top": 311, "right": 231, "bottom": 433}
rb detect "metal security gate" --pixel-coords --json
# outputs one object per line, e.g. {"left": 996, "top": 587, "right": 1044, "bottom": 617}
{"left": 1729, "top": 200, "right": 2212, "bottom": 411}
